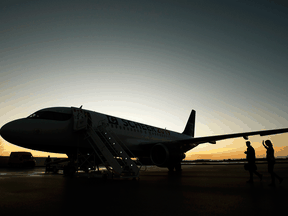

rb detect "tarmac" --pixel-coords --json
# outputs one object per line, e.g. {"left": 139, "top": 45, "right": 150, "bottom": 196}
{"left": 0, "top": 163, "right": 287, "bottom": 216}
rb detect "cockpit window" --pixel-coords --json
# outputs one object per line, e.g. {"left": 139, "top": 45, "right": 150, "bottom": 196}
{"left": 27, "top": 111, "right": 72, "bottom": 121}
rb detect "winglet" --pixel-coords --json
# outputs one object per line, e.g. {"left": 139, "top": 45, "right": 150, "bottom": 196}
{"left": 182, "top": 110, "right": 196, "bottom": 137}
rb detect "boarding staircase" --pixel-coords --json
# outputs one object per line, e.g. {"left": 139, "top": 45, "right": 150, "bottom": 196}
{"left": 72, "top": 107, "right": 141, "bottom": 179}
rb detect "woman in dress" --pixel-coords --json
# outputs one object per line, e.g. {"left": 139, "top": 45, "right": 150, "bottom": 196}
{"left": 262, "top": 140, "right": 283, "bottom": 186}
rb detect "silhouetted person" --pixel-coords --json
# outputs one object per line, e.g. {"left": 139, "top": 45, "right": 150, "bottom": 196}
{"left": 262, "top": 140, "right": 283, "bottom": 186}
{"left": 244, "top": 141, "right": 262, "bottom": 183}
{"left": 45, "top": 155, "right": 51, "bottom": 173}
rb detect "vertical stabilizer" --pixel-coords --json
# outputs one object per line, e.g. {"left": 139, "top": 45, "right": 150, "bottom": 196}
{"left": 182, "top": 110, "right": 196, "bottom": 137}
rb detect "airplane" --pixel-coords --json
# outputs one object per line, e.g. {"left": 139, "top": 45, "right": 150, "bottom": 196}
{"left": 1, "top": 106, "right": 288, "bottom": 175}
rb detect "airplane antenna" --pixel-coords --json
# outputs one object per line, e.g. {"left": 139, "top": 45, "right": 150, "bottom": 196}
{"left": 80, "top": 105, "right": 83, "bottom": 109}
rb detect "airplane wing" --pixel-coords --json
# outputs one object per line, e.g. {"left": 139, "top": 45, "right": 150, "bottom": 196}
{"left": 139, "top": 128, "right": 288, "bottom": 152}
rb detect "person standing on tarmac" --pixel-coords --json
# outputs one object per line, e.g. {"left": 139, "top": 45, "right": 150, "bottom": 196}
{"left": 245, "top": 141, "right": 262, "bottom": 183}
{"left": 45, "top": 155, "right": 52, "bottom": 173}
{"left": 262, "top": 140, "right": 283, "bottom": 186}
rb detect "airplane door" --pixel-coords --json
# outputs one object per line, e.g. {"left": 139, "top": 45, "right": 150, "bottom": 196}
{"left": 72, "top": 107, "right": 88, "bottom": 131}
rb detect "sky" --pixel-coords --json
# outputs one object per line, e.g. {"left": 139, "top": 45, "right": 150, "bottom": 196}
{"left": 1, "top": 0, "right": 288, "bottom": 159}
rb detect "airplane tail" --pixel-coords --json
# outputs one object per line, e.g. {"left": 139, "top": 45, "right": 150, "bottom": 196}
{"left": 182, "top": 110, "right": 196, "bottom": 137}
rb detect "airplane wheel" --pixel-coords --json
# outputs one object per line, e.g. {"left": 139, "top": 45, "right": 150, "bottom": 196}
{"left": 102, "top": 174, "right": 108, "bottom": 181}
{"left": 175, "top": 163, "right": 182, "bottom": 172}
{"left": 168, "top": 165, "right": 175, "bottom": 172}
{"left": 133, "top": 177, "right": 140, "bottom": 181}
{"left": 63, "top": 165, "right": 75, "bottom": 177}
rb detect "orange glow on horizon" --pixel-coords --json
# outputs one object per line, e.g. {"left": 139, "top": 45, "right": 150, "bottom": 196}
{"left": 1, "top": 133, "right": 288, "bottom": 160}
{"left": 186, "top": 135, "right": 288, "bottom": 160}
{"left": 185, "top": 145, "right": 288, "bottom": 160}
{"left": 0, "top": 137, "right": 67, "bottom": 158}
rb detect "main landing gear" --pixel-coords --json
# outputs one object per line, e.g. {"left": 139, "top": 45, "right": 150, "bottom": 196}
{"left": 168, "top": 162, "right": 182, "bottom": 172}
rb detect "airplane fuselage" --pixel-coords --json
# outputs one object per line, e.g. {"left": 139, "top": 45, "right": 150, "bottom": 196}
{"left": 2, "top": 106, "right": 288, "bottom": 170}
{"left": 0, "top": 107, "right": 190, "bottom": 157}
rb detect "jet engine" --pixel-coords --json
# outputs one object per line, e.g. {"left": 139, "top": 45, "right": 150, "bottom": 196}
{"left": 150, "top": 143, "right": 185, "bottom": 167}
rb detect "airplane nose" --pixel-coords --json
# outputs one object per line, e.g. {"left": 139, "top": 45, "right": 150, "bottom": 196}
{"left": 0, "top": 119, "right": 30, "bottom": 144}
{"left": 0, "top": 121, "right": 14, "bottom": 141}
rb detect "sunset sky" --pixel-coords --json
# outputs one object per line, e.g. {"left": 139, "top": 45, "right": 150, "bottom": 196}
{"left": 1, "top": 0, "right": 288, "bottom": 159}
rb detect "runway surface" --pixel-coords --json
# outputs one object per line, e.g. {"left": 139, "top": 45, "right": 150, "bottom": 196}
{"left": 0, "top": 163, "right": 287, "bottom": 216}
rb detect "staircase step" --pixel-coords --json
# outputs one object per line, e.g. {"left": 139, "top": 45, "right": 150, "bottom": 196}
{"left": 86, "top": 125, "right": 140, "bottom": 178}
